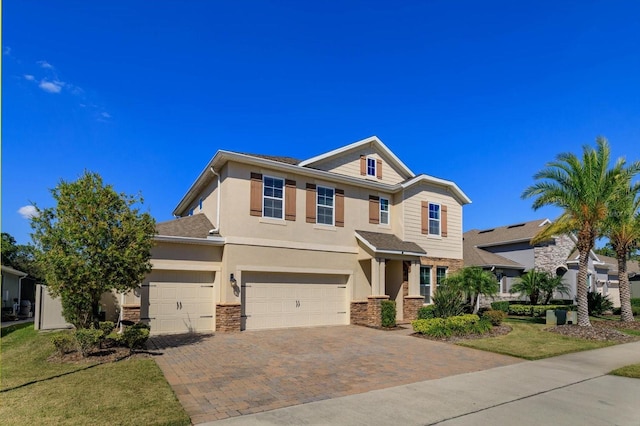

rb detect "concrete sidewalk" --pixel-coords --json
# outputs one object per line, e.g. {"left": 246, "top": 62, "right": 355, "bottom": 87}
{"left": 203, "top": 341, "right": 640, "bottom": 426}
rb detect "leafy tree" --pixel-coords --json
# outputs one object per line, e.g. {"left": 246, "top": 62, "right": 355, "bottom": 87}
{"left": 1, "top": 232, "right": 44, "bottom": 282}
{"left": 602, "top": 181, "right": 640, "bottom": 322}
{"left": 510, "top": 269, "right": 570, "bottom": 305}
{"left": 31, "top": 171, "right": 156, "bottom": 329}
{"left": 444, "top": 266, "right": 498, "bottom": 314}
{"left": 522, "top": 137, "right": 640, "bottom": 326}
{"left": 594, "top": 242, "right": 640, "bottom": 261}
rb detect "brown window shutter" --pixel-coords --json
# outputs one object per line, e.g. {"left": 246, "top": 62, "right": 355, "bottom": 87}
{"left": 369, "top": 195, "right": 380, "bottom": 224}
{"left": 250, "top": 173, "right": 263, "bottom": 216}
{"left": 335, "top": 188, "right": 345, "bottom": 227}
{"left": 360, "top": 155, "right": 366, "bottom": 175}
{"left": 285, "top": 179, "right": 296, "bottom": 221}
{"left": 421, "top": 201, "right": 428, "bottom": 234}
{"left": 376, "top": 159, "right": 382, "bottom": 179}
{"left": 306, "top": 183, "right": 316, "bottom": 223}
{"left": 441, "top": 205, "right": 448, "bottom": 237}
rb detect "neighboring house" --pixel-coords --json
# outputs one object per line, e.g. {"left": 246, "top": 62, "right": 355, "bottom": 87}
{"left": 121, "top": 136, "right": 471, "bottom": 334}
{"left": 464, "top": 218, "right": 639, "bottom": 307}
{"left": 1, "top": 265, "right": 34, "bottom": 316}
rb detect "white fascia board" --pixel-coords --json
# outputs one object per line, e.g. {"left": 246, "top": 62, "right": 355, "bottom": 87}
{"left": 401, "top": 174, "right": 472, "bottom": 205}
{"left": 298, "top": 136, "right": 415, "bottom": 178}
{"left": 154, "top": 235, "right": 226, "bottom": 245}
{"left": 173, "top": 151, "right": 220, "bottom": 216}
{"left": 354, "top": 233, "right": 425, "bottom": 257}
{"left": 1, "top": 265, "right": 28, "bottom": 277}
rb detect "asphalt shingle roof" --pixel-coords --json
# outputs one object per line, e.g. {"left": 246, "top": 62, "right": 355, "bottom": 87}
{"left": 156, "top": 214, "right": 216, "bottom": 239}
{"left": 238, "top": 153, "right": 301, "bottom": 165}
{"left": 355, "top": 230, "right": 426, "bottom": 255}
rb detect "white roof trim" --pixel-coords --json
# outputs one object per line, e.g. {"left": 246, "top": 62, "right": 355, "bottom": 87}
{"left": 1, "top": 265, "right": 28, "bottom": 277}
{"left": 401, "top": 174, "right": 472, "bottom": 205}
{"left": 154, "top": 235, "right": 226, "bottom": 245}
{"left": 298, "top": 136, "right": 415, "bottom": 178}
{"left": 354, "top": 233, "right": 425, "bottom": 257}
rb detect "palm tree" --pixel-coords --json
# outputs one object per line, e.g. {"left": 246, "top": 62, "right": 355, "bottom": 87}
{"left": 445, "top": 266, "right": 498, "bottom": 314}
{"left": 603, "top": 181, "right": 640, "bottom": 322}
{"left": 522, "top": 137, "right": 639, "bottom": 327}
{"left": 510, "top": 270, "right": 545, "bottom": 305}
{"left": 540, "top": 274, "right": 571, "bottom": 305}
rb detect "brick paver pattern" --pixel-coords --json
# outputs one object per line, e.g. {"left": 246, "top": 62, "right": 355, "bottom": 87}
{"left": 151, "top": 325, "right": 521, "bottom": 424}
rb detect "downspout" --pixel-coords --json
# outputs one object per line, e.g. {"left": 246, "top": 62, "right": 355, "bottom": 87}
{"left": 210, "top": 167, "right": 221, "bottom": 232}
{"left": 119, "top": 292, "right": 124, "bottom": 332}
{"left": 18, "top": 276, "right": 25, "bottom": 314}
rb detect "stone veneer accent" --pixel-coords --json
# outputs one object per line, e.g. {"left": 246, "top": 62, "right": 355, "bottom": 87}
{"left": 534, "top": 234, "right": 575, "bottom": 274}
{"left": 367, "top": 295, "right": 390, "bottom": 327}
{"left": 350, "top": 301, "right": 368, "bottom": 326}
{"left": 216, "top": 303, "right": 241, "bottom": 333}
{"left": 420, "top": 256, "right": 464, "bottom": 273}
{"left": 122, "top": 305, "right": 140, "bottom": 322}
{"left": 403, "top": 296, "right": 424, "bottom": 321}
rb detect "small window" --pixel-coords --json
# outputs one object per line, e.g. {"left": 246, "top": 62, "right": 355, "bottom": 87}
{"left": 429, "top": 203, "right": 441, "bottom": 235}
{"left": 420, "top": 266, "right": 431, "bottom": 303}
{"left": 317, "top": 186, "right": 334, "bottom": 225}
{"left": 366, "top": 157, "right": 376, "bottom": 177}
{"left": 436, "top": 267, "right": 447, "bottom": 287}
{"left": 263, "top": 176, "right": 284, "bottom": 219}
{"left": 379, "top": 198, "right": 389, "bottom": 225}
{"left": 188, "top": 208, "right": 194, "bottom": 216}
{"left": 199, "top": 198, "right": 203, "bottom": 210}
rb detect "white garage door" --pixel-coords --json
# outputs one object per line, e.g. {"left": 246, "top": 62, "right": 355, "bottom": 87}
{"left": 143, "top": 271, "right": 215, "bottom": 334}
{"left": 242, "top": 272, "right": 348, "bottom": 330}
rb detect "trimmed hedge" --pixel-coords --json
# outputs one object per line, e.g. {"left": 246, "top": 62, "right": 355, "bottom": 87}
{"left": 509, "top": 304, "right": 576, "bottom": 317}
{"left": 482, "top": 309, "right": 506, "bottom": 326}
{"left": 417, "top": 305, "right": 436, "bottom": 320}
{"left": 381, "top": 300, "right": 396, "bottom": 328}
{"left": 490, "top": 301, "right": 509, "bottom": 313}
{"left": 613, "top": 306, "right": 640, "bottom": 316}
{"left": 412, "top": 314, "right": 491, "bottom": 337}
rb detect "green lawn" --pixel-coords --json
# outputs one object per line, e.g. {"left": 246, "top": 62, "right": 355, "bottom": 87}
{"left": 0, "top": 324, "right": 190, "bottom": 425}
{"left": 610, "top": 364, "right": 640, "bottom": 379}
{"left": 457, "top": 317, "right": 615, "bottom": 360}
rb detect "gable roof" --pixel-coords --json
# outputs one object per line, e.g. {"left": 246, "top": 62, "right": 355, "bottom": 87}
{"left": 464, "top": 218, "right": 552, "bottom": 247}
{"left": 156, "top": 214, "right": 216, "bottom": 239}
{"left": 589, "top": 253, "right": 640, "bottom": 276}
{"left": 299, "top": 136, "right": 415, "bottom": 179}
{"left": 463, "top": 245, "right": 525, "bottom": 269}
{"left": 355, "top": 230, "right": 426, "bottom": 256}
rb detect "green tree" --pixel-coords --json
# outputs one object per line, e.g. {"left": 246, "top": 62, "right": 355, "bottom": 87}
{"left": 1, "top": 232, "right": 44, "bottom": 282}
{"left": 603, "top": 181, "right": 640, "bottom": 322}
{"left": 522, "top": 137, "right": 640, "bottom": 326}
{"left": 31, "top": 171, "right": 156, "bottom": 329}
{"left": 444, "top": 266, "right": 498, "bottom": 314}
{"left": 510, "top": 269, "right": 569, "bottom": 305}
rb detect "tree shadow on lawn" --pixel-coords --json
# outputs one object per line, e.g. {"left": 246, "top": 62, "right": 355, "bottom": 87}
{"left": 505, "top": 316, "right": 546, "bottom": 324}
{"left": 0, "top": 321, "right": 34, "bottom": 337}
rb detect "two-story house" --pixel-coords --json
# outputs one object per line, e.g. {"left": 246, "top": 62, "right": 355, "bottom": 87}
{"left": 121, "top": 136, "right": 471, "bottom": 334}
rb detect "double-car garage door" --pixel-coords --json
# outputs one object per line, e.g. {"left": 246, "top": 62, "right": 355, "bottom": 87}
{"left": 242, "top": 272, "right": 349, "bottom": 331}
{"left": 143, "top": 270, "right": 215, "bottom": 334}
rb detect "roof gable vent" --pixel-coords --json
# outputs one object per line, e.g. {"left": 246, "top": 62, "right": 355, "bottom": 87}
{"left": 478, "top": 229, "right": 495, "bottom": 234}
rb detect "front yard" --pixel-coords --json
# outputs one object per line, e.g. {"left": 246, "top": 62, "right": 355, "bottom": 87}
{"left": 0, "top": 323, "right": 190, "bottom": 426}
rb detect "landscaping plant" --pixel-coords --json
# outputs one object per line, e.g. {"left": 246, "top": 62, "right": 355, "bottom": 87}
{"left": 417, "top": 305, "right": 436, "bottom": 319}
{"left": 482, "top": 309, "right": 506, "bottom": 326}
{"left": 380, "top": 300, "right": 396, "bottom": 327}
{"left": 444, "top": 267, "right": 498, "bottom": 314}
{"left": 432, "top": 281, "right": 465, "bottom": 318}
{"left": 587, "top": 291, "right": 614, "bottom": 316}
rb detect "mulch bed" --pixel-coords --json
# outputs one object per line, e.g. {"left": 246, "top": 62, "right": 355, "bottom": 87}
{"left": 546, "top": 320, "right": 639, "bottom": 343}
{"left": 412, "top": 324, "right": 512, "bottom": 343}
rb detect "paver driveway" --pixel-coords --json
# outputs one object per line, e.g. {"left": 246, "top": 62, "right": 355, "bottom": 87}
{"left": 151, "top": 325, "right": 520, "bottom": 424}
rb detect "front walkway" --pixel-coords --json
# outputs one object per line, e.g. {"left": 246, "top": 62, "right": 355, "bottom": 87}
{"left": 151, "top": 325, "right": 520, "bottom": 424}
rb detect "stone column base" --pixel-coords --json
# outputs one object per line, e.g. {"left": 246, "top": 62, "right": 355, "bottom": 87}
{"left": 350, "top": 301, "right": 368, "bottom": 325}
{"left": 367, "top": 295, "right": 390, "bottom": 328}
{"left": 403, "top": 296, "right": 424, "bottom": 322}
{"left": 122, "top": 305, "right": 141, "bottom": 322}
{"left": 216, "top": 303, "right": 241, "bottom": 333}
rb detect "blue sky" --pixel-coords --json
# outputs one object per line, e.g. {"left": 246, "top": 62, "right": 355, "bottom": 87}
{"left": 3, "top": 1, "right": 640, "bottom": 245}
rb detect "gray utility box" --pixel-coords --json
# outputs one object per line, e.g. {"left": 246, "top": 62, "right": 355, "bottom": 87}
{"left": 546, "top": 309, "right": 577, "bottom": 325}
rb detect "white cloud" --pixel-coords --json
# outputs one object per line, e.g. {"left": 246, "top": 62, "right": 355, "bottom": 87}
{"left": 18, "top": 205, "right": 38, "bottom": 219}
{"left": 39, "top": 79, "right": 63, "bottom": 93}
{"left": 38, "top": 60, "right": 53, "bottom": 69}
{"left": 3, "top": 46, "right": 11, "bottom": 55}
{"left": 24, "top": 74, "right": 35, "bottom": 81}
{"left": 101, "top": 112, "right": 111, "bottom": 118}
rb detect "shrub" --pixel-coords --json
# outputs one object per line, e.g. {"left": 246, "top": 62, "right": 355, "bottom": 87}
{"left": 614, "top": 306, "right": 640, "bottom": 316}
{"left": 75, "top": 328, "right": 104, "bottom": 357}
{"left": 99, "top": 321, "right": 115, "bottom": 336}
{"left": 509, "top": 304, "right": 575, "bottom": 317}
{"left": 417, "top": 305, "right": 436, "bottom": 320}
{"left": 587, "top": 292, "right": 614, "bottom": 315}
{"left": 630, "top": 298, "right": 640, "bottom": 307}
{"left": 482, "top": 309, "right": 506, "bottom": 326}
{"left": 121, "top": 322, "right": 151, "bottom": 354}
{"left": 432, "top": 283, "right": 465, "bottom": 318}
{"left": 412, "top": 314, "right": 491, "bottom": 338}
{"left": 381, "top": 300, "right": 396, "bottom": 328}
{"left": 490, "top": 301, "right": 509, "bottom": 313}
{"left": 51, "top": 333, "right": 76, "bottom": 356}
{"left": 412, "top": 318, "right": 451, "bottom": 338}
{"left": 473, "top": 318, "right": 493, "bottom": 334}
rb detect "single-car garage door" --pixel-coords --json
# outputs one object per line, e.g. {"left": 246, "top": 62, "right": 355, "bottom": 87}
{"left": 242, "top": 272, "right": 348, "bottom": 330}
{"left": 142, "top": 271, "right": 215, "bottom": 334}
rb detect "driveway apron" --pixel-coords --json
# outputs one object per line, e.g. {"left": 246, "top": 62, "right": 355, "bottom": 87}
{"left": 151, "top": 325, "right": 520, "bottom": 424}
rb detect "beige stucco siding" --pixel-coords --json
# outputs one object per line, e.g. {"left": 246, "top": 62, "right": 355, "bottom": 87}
{"left": 311, "top": 146, "right": 406, "bottom": 185}
{"left": 402, "top": 183, "right": 463, "bottom": 259}
{"left": 184, "top": 177, "right": 219, "bottom": 226}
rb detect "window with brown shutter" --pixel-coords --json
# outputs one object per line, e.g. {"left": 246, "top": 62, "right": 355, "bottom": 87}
{"left": 285, "top": 179, "right": 296, "bottom": 221}
{"left": 369, "top": 195, "right": 380, "bottom": 224}
{"left": 360, "top": 155, "right": 366, "bottom": 175}
{"left": 306, "top": 183, "right": 316, "bottom": 223}
{"left": 441, "top": 205, "right": 448, "bottom": 237}
{"left": 421, "top": 201, "right": 428, "bottom": 234}
{"left": 250, "top": 172, "right": 263, "bottom": 216}
{"left": 376, "top": 159, "right": 382, "bottom": 179}
{"left": 335, "top": 189, "right": 344, "bottom": 227}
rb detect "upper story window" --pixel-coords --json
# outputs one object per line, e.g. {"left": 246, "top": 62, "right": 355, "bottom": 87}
{"left": 263, "top": 176, "right": 284, "bottom": 219}
{"left": 366, "top": 157, "right": 377, "bottom": 177}
{"left": 429, "top": 203, "right": 441, "bottom": 235}
{"left": 379, "top": 198, "right": 389, "bottom": 225}
{"left": 317, "top": 186, "right": 334, "bottom": 225}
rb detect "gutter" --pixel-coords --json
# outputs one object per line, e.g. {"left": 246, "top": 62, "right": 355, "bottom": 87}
{"left": 154, "top": 235, "right": 226, "bottom": 245}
